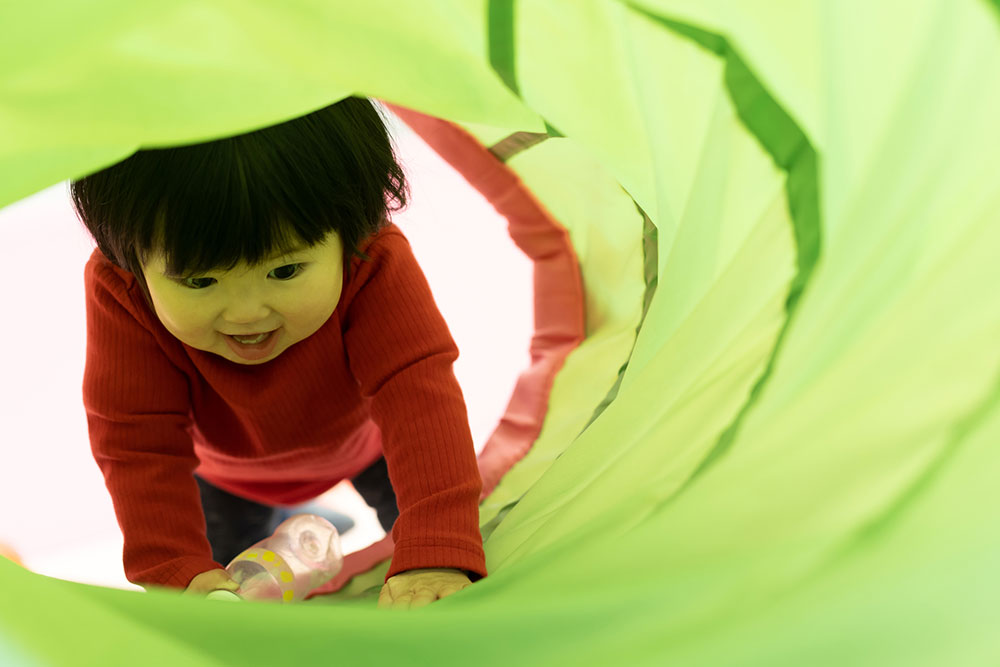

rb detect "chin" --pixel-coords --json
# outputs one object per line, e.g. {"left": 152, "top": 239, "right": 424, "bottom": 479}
{"left": 227, "top": 356, "right": 273, "bottom": 366}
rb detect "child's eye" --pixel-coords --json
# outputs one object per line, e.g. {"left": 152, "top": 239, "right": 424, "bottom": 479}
{"left": 268, "top": 263, "right": 304, "bottom": 280}
{"left": 182, "top": 277, "right": 217, "bottom": 289}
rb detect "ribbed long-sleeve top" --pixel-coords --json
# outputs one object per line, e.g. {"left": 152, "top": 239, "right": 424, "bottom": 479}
{"left": 82, "top": 224, "right": 486, "bottom": 589}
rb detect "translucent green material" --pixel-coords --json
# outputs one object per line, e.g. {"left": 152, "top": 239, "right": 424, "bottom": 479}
{"left": 2, "top": 1, "right": 999, "bottom": 664}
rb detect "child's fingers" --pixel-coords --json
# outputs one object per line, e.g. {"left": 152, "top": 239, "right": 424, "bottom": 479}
{"left": 377, "top": 582, "right": 398, "bottom": 608}
{"left": 184, "top": 568, "right": 237, "bottom": 595}
{"left": 435, "top": 581, "right": 468, "bottom": 600}
{"left": 378, "top": 583, "right": 411, "bottom": 609}
{"left": 378, "top": 569, "right": 472, "bottom": 609}
{"left": 408, "top": 587, "right": 438, "bottom": 609}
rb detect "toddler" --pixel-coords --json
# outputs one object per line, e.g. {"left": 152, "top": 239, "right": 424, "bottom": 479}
{"left": 71, "top": 97, "right": 485, "bottom": 607}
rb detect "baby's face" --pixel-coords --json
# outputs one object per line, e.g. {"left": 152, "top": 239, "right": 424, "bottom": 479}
{"left": 142, "top": 231, "right": 344, "bottom": 365}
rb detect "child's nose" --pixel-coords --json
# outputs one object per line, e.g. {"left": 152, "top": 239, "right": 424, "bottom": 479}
{"left": 222, "top": 298, "right": 271, "bottom": 325}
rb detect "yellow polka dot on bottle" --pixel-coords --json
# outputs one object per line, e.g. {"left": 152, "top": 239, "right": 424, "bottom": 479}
{"left": 228, "top": 547, "right": 298, "bottom": 603}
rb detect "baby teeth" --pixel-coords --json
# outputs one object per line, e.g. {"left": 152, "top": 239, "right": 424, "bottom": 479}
{"left": 233, "top": 332, "right": 268, "bottom": 344}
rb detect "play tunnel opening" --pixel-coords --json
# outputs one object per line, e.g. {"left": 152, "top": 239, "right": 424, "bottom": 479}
{"left": 3, "top": 2, "right": 999, "bottom": 664}
{"left": 0, "top": 105, "right": 548, "bottom": 591}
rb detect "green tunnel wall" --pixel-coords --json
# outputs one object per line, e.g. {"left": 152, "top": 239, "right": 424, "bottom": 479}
{"left": 2, "top": 1, "right": 1000, "bottom": 664}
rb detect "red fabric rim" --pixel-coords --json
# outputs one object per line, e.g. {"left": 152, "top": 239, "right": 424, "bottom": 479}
{"left": 385, "top": 104, "right": 586, "bottom": 500}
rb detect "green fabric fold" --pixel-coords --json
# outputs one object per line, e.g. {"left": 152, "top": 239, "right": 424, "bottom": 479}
{"left": 2, "top": 1, "right": 999, "bottom": 664}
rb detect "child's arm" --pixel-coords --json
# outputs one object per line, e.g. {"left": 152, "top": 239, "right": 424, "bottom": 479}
{"left": 84, "top": 256, "right": 220, "bottom": 589}
{"left": 343, "top": 228, "right": 487, "bottom": 588}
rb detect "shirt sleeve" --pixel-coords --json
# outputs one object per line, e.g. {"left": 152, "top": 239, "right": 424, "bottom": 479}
{"left": 83, "top": 255, "right": 219, "bottom": 588}
{"left": 342, "top": 228, "right": 487, "bottom": 579}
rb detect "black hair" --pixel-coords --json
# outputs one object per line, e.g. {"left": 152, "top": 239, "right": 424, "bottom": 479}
{"left": 70, "top": 96, "right": 408, "bottom": 285}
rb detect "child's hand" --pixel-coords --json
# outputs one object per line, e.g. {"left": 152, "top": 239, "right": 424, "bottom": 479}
{"left": 184, "top": 568, "right": 239, "bottom": 596}
{"left": 378, "top": 568, "right": 471, "bottom": 609}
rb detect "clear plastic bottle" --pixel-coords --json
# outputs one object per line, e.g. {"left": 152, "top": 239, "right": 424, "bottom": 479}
{"left": 220, "top": 514, "right": 344, "bottom": 603}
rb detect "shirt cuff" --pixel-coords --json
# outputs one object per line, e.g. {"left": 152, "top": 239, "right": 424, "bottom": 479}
{"left": 131, "top": 555, "right": 224, "bottom": 590}
{"left": 386, "top": 538, "right": 487, "bottom": 581}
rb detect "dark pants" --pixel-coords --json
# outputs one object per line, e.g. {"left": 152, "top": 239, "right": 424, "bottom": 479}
{"left": 196, "top": 457, "right": 399, "bottom": 565}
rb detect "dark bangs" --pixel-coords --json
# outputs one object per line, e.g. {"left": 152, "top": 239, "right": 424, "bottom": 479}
{"left": 71, "top": 97, "right": 408, "bottom": 278}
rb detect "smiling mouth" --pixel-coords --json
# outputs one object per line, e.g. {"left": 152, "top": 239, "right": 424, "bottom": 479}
{"left": 230, "top": 332, "right": 271, "bottom": 345}
{"left": 221, "top": 328, "right": 281, "bottom": 362}
{"left": 233, "top": 333, "right": 271, "bottom": 345}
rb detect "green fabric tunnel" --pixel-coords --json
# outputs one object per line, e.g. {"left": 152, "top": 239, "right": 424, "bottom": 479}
{"left": 3, "top": 1, "right": 1000, "bottom": 664}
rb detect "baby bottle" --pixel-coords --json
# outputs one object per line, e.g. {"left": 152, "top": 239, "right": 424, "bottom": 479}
{"left": 211, "top": 514, "right": 344, "bottom": 602}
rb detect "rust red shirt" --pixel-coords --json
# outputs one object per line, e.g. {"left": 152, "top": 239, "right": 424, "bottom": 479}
{"left": 83, "top": 224, "right": 486, "bottom": 588}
